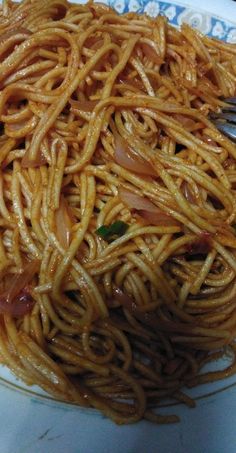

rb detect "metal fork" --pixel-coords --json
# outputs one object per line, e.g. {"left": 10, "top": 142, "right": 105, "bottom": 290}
{"left": 209, "top": 97, "right": 236, "bottom": 142}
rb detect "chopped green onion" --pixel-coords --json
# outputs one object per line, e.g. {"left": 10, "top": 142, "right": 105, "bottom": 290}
{"left": 96, "top": 220, "right": 128, "bottom": 242}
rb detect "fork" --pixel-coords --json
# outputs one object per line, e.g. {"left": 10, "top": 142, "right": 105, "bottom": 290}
{"left": 209, "top": 97, "right": 236, "bottom": 142}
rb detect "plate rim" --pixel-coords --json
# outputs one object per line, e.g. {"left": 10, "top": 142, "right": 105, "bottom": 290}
{"left": 0, "top": 0, "right": 236, "bottom": 429}
{"left": 108, "top": 0, "right": 236, "bottom": 42}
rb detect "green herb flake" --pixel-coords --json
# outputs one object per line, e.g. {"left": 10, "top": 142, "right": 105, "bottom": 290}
{"left": 96, "top": 220, "right": 128, "bottom": 242}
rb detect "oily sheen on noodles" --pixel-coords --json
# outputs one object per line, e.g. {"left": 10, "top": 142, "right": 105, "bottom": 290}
{"left": 0, "top": 0, "right": 236, "bottom": 424}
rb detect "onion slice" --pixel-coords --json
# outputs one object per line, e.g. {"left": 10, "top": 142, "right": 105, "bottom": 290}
{"left": 6, "top": 260, "right": 39, "bottom": 304}
{"left": 55, "top": 195, "right": 74, "bottom": 249}
{"left": 70, "top": 99, "right": 98, "bottom": 113}
{"left": 186, "top": 232, "right": 212, "bottom": 255}
{"left": 182, "top": 181, "right": 197, "bottom": 204}
{"left": 118, "top": 75, "right": 144, "bottom": 91}
{"left": 141, "top": 42, "right": 163, "bottom": 65}
{"left": 119, "top": 188, "right": 180, "bottom": 227}
{"left": 173, "top": 114, "right": 199, "bottom": 130}
{"left": 0, "top": 259, "right": 39, "bottom": 317}
{"left": 119, "top": 188, "right": 155, "bottom": 211}
{"left": 0, "top": 288, "right": 35, "bottom": 317}
{"left": 21, "top": 148, "right": 47, "bottom": 168}
{"left": 137, "top": 209, "right": 181, "bottom": 227}
{"left": 114, "top": 131, "right": 156, "bottom": 176}
{"left": 113, "top": 286, "right": 138, "bottom": 313}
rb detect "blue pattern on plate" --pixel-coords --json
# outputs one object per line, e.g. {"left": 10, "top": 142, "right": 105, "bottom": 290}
{"left": 104, "top": 0, "right": 236, "bottom": 42}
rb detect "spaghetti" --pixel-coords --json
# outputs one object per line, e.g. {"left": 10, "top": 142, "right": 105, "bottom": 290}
{"left": 0, "top": 0, "right": 236, "bottom": 424}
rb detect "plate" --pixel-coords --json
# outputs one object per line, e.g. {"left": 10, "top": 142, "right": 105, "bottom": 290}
{"left": 1, "top": 1, "right": 236, "bottom": 453}
{"left": 104, "top": 0, "right": 236, "bottom": 42}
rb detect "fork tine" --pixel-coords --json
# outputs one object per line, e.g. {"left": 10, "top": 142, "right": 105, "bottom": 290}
{"left": 210, "top": 112, "right": 236, "bottom": 124}
{"left": 221, "top": 97, "right": 236, "bottom": 113}
{"left": 211, "top": 121, "right": 236, "bottom": 143}
{"left": 211, "top": 98, "right": 236, "bottom": 141}
{"left": 222, "top": 104, "right": 236, "bottom": 113}
{"left": 222, "top": 97, "right": 236, "bottom": 112}
{"left": 222, "top": 97, "right": 236, "bottom": 105}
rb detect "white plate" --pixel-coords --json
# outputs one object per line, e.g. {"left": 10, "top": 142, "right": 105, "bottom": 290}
{"left": 1, "top": 1, "right": 236, "bottom": 453}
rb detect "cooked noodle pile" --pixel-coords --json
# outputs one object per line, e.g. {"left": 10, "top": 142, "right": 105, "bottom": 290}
{"left": 0, "top": 0, "right": 236, "bottom": 424}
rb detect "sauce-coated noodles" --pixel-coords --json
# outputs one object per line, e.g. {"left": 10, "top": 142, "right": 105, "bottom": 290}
{"left": 0, "top": 0, "right": 236, "bottom": 424}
